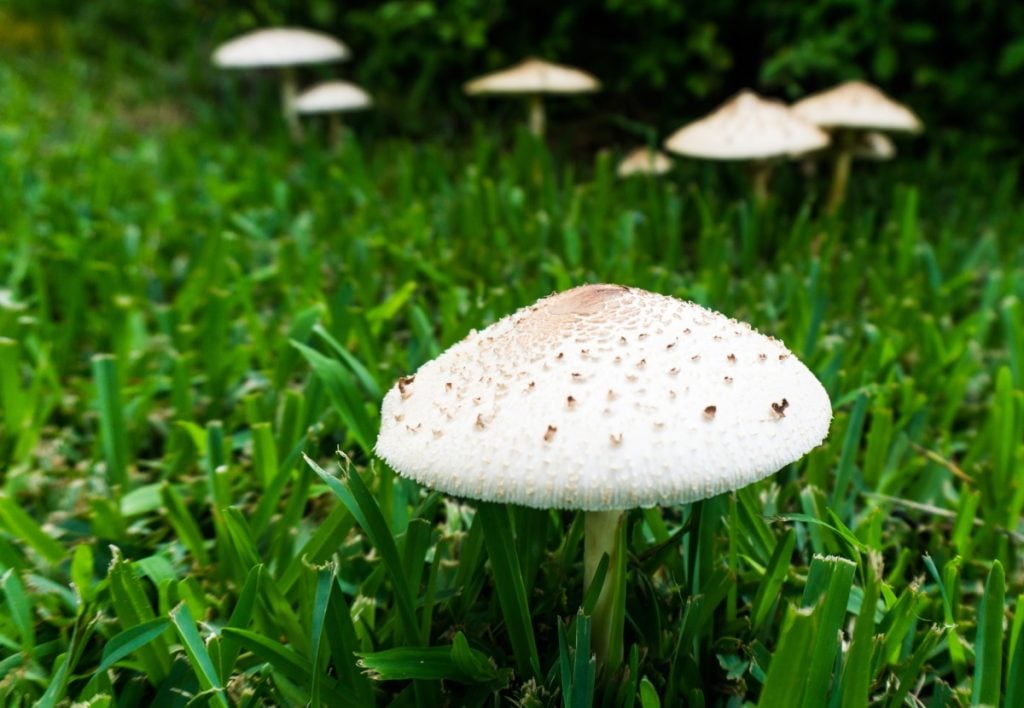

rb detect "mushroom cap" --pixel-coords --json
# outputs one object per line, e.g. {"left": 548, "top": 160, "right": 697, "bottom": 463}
{"left": 854, "top": 131, "right": 896, "bottom": 160}
{"left": 617, "top": 147, "right": 673, "bottom": 177}
{"left": 376, "top": 284, "right": 832, "bottom": 511}
{"left": 664, "top": 90, "right": 830, "bottom": 161}
{"left": 464, "top": 58, "right": 600, "bottom": 96}
{"left": 792, "top": 80, "right": 922, "bottom": 133}
{"left": 294, "top": 81, "right": 372, "bottom": 114}
{"left": 212, "top": 28, "right": 349, "bottom": 69}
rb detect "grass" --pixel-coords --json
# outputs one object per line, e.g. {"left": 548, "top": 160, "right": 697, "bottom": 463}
{"left": 1, "top": 37, "right": 1024, "bottom": 706}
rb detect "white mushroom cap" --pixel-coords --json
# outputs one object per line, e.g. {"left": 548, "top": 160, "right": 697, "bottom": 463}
{"left": 664, "top": 90, "right": 830, "bottom": 161}
{"left": 464, "top": 58, "right": 600, "bottom": 96}
{"left": 376, "top": 284, "right": 832, "bottom": 511}
{"left": 854, "top": 131, "right": 896, "bottom": 160}
{"left": 617, "top": 147, "right": 673, "bottom": 177}
{"left": 792, "top": 80, "right": 922, "bottom": 133}
{"left": 212, "top": 28, "right": 349, "bottom": 69}
{"left": 294, "top": 81, "right": 372, "bottom": 114}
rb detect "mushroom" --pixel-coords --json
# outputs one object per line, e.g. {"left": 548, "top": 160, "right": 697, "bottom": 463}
{"left": 664, "top": 90, "right": 830, "bottom": 201}
{"left": 854, "top": 131, "right": 896, "bottom": 161}
{"left": 375, "top": 284, "right": 832, "bottom": 669}
{"left": 792, "top": 80, "right": 922, "bottom": 212}
{"left": 212, "top": 27, "right": 350, "bottom": 142}
{"left": 463, "top": 58, "right": 600, "bottom": 138}
{"left": 616, "top": 147, "right": 673, "bottom": 178}
{"left": 294, "top": 80, "right": 372, "bottom": 143}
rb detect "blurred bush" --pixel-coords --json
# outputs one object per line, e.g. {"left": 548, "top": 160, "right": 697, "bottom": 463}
{"left": 6, "top": 0, "right": 1024, "bottom": 148}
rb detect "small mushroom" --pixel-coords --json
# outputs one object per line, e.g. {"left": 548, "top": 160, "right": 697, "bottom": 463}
{"left": 463, "top": 58, "right": 600, "bottom": 138}
{"left": 294, "top": 80, "right": 373, "bottom": 143}
{"left": 664, "top": 90, "right": 829, "bottom": 201}
{"left": 792, "top": 80, "right": 922, "bottom": 212}
{"left": 212, "top": 27, "right": 349, "bottom": 142}
{"left": 616, "top": 147, "right": 673, "bottom": 178}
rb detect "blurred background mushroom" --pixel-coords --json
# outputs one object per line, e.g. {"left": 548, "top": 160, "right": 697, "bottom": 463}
{"left": 616, "top": 146, "right": 673, "bottom": 178}
{"left": 664, "top": 90, "right": 829, "bottom": 202}
{"left": 294, "top": 80, "right": 372, "bottom": 144}
{"left": 212, "top": 27, "right": 349, "bottom": 142}
{"left": 463, "top": 58, "right": 600, "bottom": 138}
{"left": 792, "top": 80, "right": 922, "bottom": 213}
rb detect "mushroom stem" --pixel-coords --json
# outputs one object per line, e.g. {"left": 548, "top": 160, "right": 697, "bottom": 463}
{"left": 527, "top": 94, "right": 546, "bottom": 137}
{"left": 585, "top": 509, "right": 626, "bottom": 671}
{"left": 825, "top": 130, "right": 855, "bottom": 213}
{"left": 328, "top": 113, "right": 344, "bottom": 146}
{"left": 280, "top": 67, "right": 303, "bottom": 143}
{"left": 749, "top": 161, "right": 772, "bottom": 202}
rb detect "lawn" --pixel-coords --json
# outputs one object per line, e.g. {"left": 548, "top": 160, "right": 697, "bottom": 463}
{"left": 1, "top": 34, "right": 1023, "bottom": 707}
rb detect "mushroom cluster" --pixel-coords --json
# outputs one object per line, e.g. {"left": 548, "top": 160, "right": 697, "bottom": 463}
{"left": 213, "top": 27, "right": 373, "bottom": 142}
{"left": 376, "top": 284, "right": 832, "bottom": 666}
{"left": 793, "top": 80, "right": 922, "bottom": 211}
{"left": 664, "top": 90, "right": 830, "bottom": 200}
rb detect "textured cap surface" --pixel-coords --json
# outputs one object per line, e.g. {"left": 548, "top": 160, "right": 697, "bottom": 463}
{"left": 664, "top": 90, "right": 830, "bottom": 161}
{"left": 212, "top": 28, "right": 349, "bottom": 69}
{"left": 617, "top": 147, "right": 673, "bottom": 177}
{"left": 294, "top": 81, "right": 372, "bottom": 114}
{"left": 376, "top": 284, "right": 832, "bottom": 510}
{"left": 792, "top": 81, "right": 922, "bottom": 132}
{"left": 464, "top": 58, "right": 600, "bottom": 95}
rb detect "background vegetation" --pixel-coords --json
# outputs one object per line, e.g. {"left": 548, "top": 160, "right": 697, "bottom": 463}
{"left": 1, "top": 3, "right": 1023, "bottom": 706}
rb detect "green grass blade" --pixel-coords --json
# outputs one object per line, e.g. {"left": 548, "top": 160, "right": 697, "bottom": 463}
{"left": 91, "top": 354, "right": 128, "bottom": 491}
{"left": 0, "top": 493, "right": 65, "bottom": 564}
{"left": 477, "top": 501, "right": 541, "bottom": 680}
{"left": 759, "top": 605, "right": 817, "bottom": 706}
{"left": 169, "top": 602, "right": 229, "bottom": 708}
{"left": 96, "top": 618, "right": 171, "bottom": 673}
{"left": 972, "top": 560, "right": 1005, "bottom": 706}
{"left": 304, "top": 454, "right": 420, "bottom": 644}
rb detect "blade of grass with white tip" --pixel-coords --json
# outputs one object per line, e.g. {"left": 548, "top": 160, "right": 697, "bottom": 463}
{"left": 107, "top": 549, "right": 171, "bottom": 682}
{"left": 309, "top": 563, "right": 333, "bottom": 708}
{"left": 759, "top": 604, "right": 817, "bottom": 706}
{"left": 972, "top": 560, "right": 1005, "bottom": 706}
{"left": 800, "top": 555, "right": 856, "bottom": 707}
{"left": 477, "top": 501, "right": 541, "bottom": 680}
{"left": 884, "top": 625, "right": 945, "bottom": 708}
{"left": 305, "top": 454, "right": 420, "bottom": 645}
{"left": 169, "top": 602, "right": 228, "bottom": 708}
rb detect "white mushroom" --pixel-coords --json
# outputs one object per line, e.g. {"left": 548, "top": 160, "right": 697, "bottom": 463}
{"left": 376, "top": 284, "right": 832, "bottom": 667}
{"left": 212, "top": 28, "right": 350, "bottom": 141}
{"left": 616, "top": 147, "right": 673, "bottom": 178}
{"left": 664, "top": 90, "right": 830, "bottom": 200}
{"left": 294, "top": 80, "right": 372, "bottom": 142}
{"left": 792, "top": 80, "right": 922, "bottom": 212}
{"left": 464, "top": 58, "right": 600, "bottom": 137}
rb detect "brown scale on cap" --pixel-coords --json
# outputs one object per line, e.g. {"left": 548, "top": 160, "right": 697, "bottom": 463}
{"left": 567, "top": 395, "right": 577, "bottom": 409}
{"left": 727, "top": 353, "right": 737, "bottom": 363}
{"left": 704, "top": 405, "right": 717, "bottom": 420}
{"left": 444, "top": 382, "right": 453, "bottom": 392}
{"left": 724, "top": 376, "right": 733, "bottom": 384}
{"left": 771, "top": 398, "right": 790, "bottom": 418}
{"left": 544, "top": 425, "right": 557, "bottom": 442}
{"left": 475, "top": 414, "right": 487, "bottom": 429}
{"left": 610, "top": 433, "right": 623, "bottom": 446}
{"left": 398, "top": 375, "right": 415, "bottom": 399}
